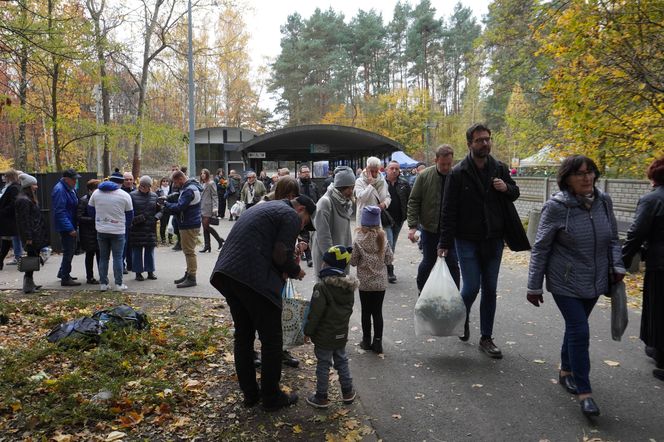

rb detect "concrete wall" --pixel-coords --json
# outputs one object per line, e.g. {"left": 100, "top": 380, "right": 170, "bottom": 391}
{"left": 513, "top": 177, "right": 651, "bottom": 233}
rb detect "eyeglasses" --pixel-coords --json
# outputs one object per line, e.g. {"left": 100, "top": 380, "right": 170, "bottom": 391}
{"left": 571, "top": 170, "right": 595, "bottom": 178}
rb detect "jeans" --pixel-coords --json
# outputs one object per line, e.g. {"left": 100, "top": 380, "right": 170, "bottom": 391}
{"left": 359, "top": 290, "right": 385, "bottom": 342}
{"left": 12, "top": 235, "right": 23, "bottom": 258}
{"left": 314, "top": 346, "right": 353, "bottom": 399}
{"left": 97, "top": 233, "right": 125, "bottom": 286}
{"left": 384, "top": 220, "right": 404, "bottom": 254}
{"left": 131, "top": 246, "right": 155, "bottom": 273}
{"left": 123, "top": 232, "right": 132, "bottom": 271}
{"left": 57, "top": 232, "right": 76, "bottom": 281}
{"left": 455, "top": 237, "right": 504, "bottom": 338}
{"left": 417, "top": 229, "right": 460, "bottom": 291}
{"left": 215, "top": 274, "right": 282, "bottom": 402}
{"left": 552, "top": 294, "right": 599, "bottom": 395}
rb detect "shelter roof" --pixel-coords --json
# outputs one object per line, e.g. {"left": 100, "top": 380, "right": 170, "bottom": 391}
{"left": 240, "top": 124, "right": 404, "bottom": 161}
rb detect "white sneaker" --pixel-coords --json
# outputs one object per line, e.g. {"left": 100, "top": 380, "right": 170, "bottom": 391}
{"left": 115, "top": 284, "right": 128, "bottom": 291}
{"left": 100, "top": 284, "right": 109, "bottom": 291}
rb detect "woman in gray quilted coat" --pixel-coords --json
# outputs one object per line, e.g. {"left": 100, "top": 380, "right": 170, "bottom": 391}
{"left": 526, "top": 155, "right": 625, "bottom": 418}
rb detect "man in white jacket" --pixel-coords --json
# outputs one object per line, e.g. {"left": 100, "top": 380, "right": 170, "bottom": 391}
{"left": 354, "top": 157, "right": 391, "bottom": 226}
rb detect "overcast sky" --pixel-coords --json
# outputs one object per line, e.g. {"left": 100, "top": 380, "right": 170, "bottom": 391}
{"left": 243, "top": 0, "right": 492, "bottom": 82}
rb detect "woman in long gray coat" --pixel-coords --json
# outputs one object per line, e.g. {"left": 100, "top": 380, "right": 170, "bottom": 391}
{"left": 199, "top": 169, "right": 223, "bottom": 252}
{"left": 526, "top": 155, "right": 624, "bottom": 418}
{"left": 312, "top": 166, "right": 356, "bottom": 278}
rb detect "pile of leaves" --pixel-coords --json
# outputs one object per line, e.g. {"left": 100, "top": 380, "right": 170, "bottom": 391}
{"left": 0, "top": 291, "right": 375, "bottom": 441}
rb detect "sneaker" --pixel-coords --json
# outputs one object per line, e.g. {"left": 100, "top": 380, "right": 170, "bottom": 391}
{"left": 342, "top": 390, "right": 356, "bottom": 405}
{"left": 100, "top": 284, "right": 109, "bottom": 291}
{"left": 263, "top": 391, "right": 298, "bottom": 412}
{"left": 306, "top": 394, "right": 330, "bottom": 409}
{"left": 115, "top": 284, "right": 128, "bottom": 291}
{"left": 479, "top": 337, "right": 503, "bottom": 359}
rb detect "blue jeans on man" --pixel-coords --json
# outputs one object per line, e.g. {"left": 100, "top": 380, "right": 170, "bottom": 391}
{"left": 454, "top": 237, "right": 504, "bottom": 338}
{"left": 417, "top": 229, "right": 460, "bottom": 292}
{"left": 57, "top": 232, "right": 76, "bottom": 281}
{"left": 552, "top": 294, "right": 598, "bottom": 395}
{"left": 12, "top": 236, "right": 23, "bottom": 259}
{"left": 384, "top": 220, "right": 404, "bottom": 254}
{"left": 97, "top": 233, "right": 126, "bottom": 286}
{"left": 131, "top": 246, "right": 155, "bottom": 273}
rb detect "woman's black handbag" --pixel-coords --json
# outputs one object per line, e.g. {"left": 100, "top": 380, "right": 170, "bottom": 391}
{"left": 17, "top": 256, "right": 40, "bottom": 272}
{"left": 380, "top": 209, "right": 395, "bottom": 228}
{"left": 209, "top": 216, "right": 220, "bottom": 226}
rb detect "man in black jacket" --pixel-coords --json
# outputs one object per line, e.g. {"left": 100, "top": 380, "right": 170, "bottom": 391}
{"left": 384, "top": 160, "right": 411, "bottom": 283}
{"left": 210, "top": 195, "right": 316, "bottom": 412}
{"left": 438, "top": 123, "right": 520, "bottom": 359}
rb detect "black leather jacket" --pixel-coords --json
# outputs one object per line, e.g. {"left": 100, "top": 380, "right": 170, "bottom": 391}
{"left": 623, "top": 185, "right": 664, "bottom": 270}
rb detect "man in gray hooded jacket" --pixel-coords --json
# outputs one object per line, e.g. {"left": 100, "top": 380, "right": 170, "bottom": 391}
{"left": 312, "top": 166, "right": 356, "bottom": 277}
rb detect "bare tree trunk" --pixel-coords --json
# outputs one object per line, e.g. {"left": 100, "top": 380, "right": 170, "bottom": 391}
{"left": 16, "top": 43, "right": 29, "bottom": 171}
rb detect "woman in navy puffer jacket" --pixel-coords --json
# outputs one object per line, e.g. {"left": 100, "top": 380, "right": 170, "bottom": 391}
{"left": 527, "top": 155, "right": 624, "bottom": 418}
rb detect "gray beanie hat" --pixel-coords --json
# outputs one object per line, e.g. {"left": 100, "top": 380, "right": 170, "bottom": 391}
{"left": 333, "top": 166, "right": 356, "bottom": 188}
{"left": 139, "top": 175, "right": 152, "bottom": 187}
{"left": 19, "top": 173, "right": 37, "bottom": 188}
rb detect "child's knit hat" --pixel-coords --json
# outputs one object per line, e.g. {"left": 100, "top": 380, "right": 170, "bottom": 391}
{"left": 361, "top": 205, "right": 381, "bottom": 227}
{"left": 321, "top": 245, "right": 352, "bottom": 276}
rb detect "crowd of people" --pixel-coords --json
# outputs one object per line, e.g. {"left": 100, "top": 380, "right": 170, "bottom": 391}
{"left": 1, "top": 122, "right": 662, "bottom": 419}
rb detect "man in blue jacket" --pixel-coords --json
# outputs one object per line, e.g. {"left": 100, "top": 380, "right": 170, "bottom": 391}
{"left": 52, "top": 168, "right": 81, "bottom": 286}
{"left": 210, "top": 195, "right": 315, "bottom": 412}
{"left": 159, "top": 170, "right": 203, "bottom": 288}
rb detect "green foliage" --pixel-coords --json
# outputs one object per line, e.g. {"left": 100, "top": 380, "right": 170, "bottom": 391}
{"left": 536, "top": 0, "right": 664, "bottom": 176}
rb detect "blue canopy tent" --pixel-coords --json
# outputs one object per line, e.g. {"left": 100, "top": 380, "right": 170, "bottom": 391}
{"left": 391, "top": 151, "right": 419, "bottom": 168}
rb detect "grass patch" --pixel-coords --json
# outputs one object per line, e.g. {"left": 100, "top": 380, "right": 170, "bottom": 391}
{"left": 0, "top": 291, "right": 374, "bottom": 441}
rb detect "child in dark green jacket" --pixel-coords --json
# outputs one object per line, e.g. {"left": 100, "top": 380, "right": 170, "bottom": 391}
{"left": 304, "top": 245, "right": 359, "bottom": 409}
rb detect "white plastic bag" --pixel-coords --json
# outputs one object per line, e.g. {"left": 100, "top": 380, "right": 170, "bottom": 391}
{"left": 414, "top": 257, "right": 466, "bottom": 337}
{"left": 230, "top": 201, "right": 245, "bottom": 217}
{"left": 166, "top": 216, "right": 174, "bottom": 235}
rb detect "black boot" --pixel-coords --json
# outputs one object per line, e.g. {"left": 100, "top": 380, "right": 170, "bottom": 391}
{"left": 216, "top": 237, "right": 225, "bottom": 251}
{"left": 176, "top": 274, "right": 196, "bottom": 288}
{"left": 359, "top": 335, "right": 372, "bottom": 351}
{"left": 199, "top": 245, "right": 211, "bottom": 253}
{"left": 172, "top": 237, "right": 181, "bottom": 251}
{"left": 372, "top": 337, "right": 383, "bottom": 354}
{"left": 23, "top": 275, "right": 38, "bottom": 294}
{"left": 174, "top": 272, "right": 188, "bottom": 284}
{"left": 387, "top": 265, "right": 397, "bottom": 283}
{"left": 147, "top": 272, "right": 157, "bottom": 280}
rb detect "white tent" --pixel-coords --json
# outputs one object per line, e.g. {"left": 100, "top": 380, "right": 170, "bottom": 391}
{"left": 520, "top": 146, "right": 562, "bottom": 168}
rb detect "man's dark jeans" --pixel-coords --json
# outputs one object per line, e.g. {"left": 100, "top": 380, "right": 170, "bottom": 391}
{"left": 417, "top": 229, "right": 460, "bottom": 292}
{"left": 216, "top": 274, "right": 283, "bottom": 403}
{"left": 57, "top": 232, "right": 76, "bottom": 281}
{"left": 455, "top": 237, "right": 503, "bottom": 338}
{"left": 552, "top": 294, "right": 599, "bottom": 394}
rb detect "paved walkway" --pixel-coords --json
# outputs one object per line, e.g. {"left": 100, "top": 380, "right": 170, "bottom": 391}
{"left": 2, "top": 219, "right": 663, "bottom": 440}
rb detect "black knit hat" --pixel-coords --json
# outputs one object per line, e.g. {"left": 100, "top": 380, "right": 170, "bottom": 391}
{"left": 322, "top": 245, "right": 352, "bottom": 275}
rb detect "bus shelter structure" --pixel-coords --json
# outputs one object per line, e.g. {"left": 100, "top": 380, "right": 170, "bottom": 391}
{"left": 240, "top": 124, "right": 404, "bottom": 178}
